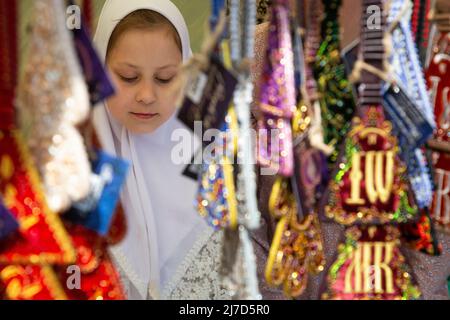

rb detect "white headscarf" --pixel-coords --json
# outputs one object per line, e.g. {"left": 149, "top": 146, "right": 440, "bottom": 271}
{"left": 92, "top": 0, "right": 205, "bottom": 300}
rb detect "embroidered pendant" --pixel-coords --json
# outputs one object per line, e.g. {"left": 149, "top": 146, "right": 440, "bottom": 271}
{"left": 256, "top": 0, "right": 295, "bottom": 177}
{"left": 265, "top": 176, "right": 325, "bottom": 298}
{"left": 323, "top": 0, "right": 424, "bottom": 300}
{"left": 265, "top": 180, "right": 325, "bottom": 298}
{"left": 0, "top": 0, "right": 75, "bottom": 301}
{"left": 196, "top": 107, "right": 239, "bottom": 230}
{"left": 325, "top": 107, "right": 418, "bottom": 225}
{"left": 0, "top": 130, "right": 76, "bottom": 265}
{"left": 196, "top": 158, "right": 239, "bottom": 230}
{"left": 16, "top": 0, "right": 91, "bottom": 213}
{"left": 262, "top": 1, "right": 326, "bottom": 299}
{"left": 322, "top": 225, "right": 421, "bottom": 300}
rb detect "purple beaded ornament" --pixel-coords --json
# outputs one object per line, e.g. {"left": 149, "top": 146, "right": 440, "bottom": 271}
{"left": 256, "top": 0, "right": 295, "bottom": 177}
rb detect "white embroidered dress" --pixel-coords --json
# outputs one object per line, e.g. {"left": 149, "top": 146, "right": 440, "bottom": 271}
{"left": 113, "top": 228, "right": 229, "bottom": 300}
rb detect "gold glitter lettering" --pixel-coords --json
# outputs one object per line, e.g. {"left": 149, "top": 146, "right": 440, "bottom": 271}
{"left": 344, "top": 242, "right": 395, "bottom": 294}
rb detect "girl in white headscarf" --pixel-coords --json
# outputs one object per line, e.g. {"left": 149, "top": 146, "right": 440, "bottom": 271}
{"left": 92, "top": 0, "right": 228, "bottom": 300}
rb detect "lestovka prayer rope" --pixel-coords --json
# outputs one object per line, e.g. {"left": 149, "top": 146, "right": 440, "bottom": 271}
{"left": 322, "top": 0, "right": 422, "bottom": 300}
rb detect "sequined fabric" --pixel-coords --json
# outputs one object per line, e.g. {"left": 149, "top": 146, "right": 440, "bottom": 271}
{"left": 250, "top": 19, "right": 450, "bottom": 301}
{"left": 17, "top": 0, "right": 91, "bottom": 213}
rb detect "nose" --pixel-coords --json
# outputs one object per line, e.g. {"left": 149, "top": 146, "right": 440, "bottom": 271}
{"left": 136, "top": 79, "right": 157, "bottom": 105}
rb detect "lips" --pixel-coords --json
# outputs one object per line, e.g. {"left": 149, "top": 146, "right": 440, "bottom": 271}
{"left": 129, "top": 112, "right": 158, "bottom": 120}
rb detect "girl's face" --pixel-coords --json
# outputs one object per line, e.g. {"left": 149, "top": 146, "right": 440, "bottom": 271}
{"left": 106, "top": 28, "right": 182, "bottom": 134}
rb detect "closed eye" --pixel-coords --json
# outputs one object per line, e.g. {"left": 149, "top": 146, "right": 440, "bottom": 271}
{"left": 119, "top": 75, "right": 138, "bottom": 83}
{"left": 156, "top": 77, "right": 174, "bottom": 84}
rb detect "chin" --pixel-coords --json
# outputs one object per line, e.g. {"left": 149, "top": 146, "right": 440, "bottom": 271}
{"left": 129, "top": 127, "right": 158, "bottom": 135}
{"left": 127, "top": 123, "right": 162, "bottom": 135}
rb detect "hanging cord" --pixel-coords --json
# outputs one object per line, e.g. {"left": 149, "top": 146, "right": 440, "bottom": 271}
{"left": 349, "top": 59, "right": 395, "bottom": 85}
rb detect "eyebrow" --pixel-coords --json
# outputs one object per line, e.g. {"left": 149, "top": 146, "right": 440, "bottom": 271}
{"left": 117, "top": 62, "right": 179, "bottom": 70}
{"left": 157, "top": 64, "right": 179, "bottom": 70}
{"left": 118, "top": 62, "right": 139, "bottom": 69}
